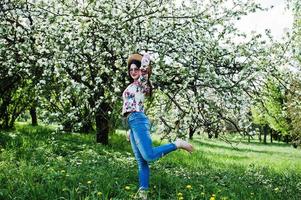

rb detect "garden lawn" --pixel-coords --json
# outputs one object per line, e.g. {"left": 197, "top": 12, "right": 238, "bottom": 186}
{"left": 0, "top": 123, "right": 301, "bottom": 200}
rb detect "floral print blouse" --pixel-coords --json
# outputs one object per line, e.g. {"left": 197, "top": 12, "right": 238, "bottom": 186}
{"left": 122, "top": 74, "right": 150, "bottom": 116}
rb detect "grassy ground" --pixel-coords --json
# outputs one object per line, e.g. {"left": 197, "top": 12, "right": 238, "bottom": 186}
{"left": 0, "top": 123, "right": 301, "bottom": 200}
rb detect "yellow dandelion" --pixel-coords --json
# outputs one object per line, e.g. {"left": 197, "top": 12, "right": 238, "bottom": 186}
{"left": 274, "top": 187, "right": 279, "bottom": 192}
{"left": 177, "top": 192, "right": 183, "bottom": 196}
{"left": 178, "top": 197, "right": 184, "bottom": 200}
{"left": 87, "top": 180, "right": 92, "bottom": 184}
{"left": 210, "top": 194, "right": 216, "bottom": 200}
{"left": 186, "top": 185, "right": 192, "bottom": 189}
{"left": 125, "top": 186, "right": 130, "bottom": 190}
{"left": 97, "top": 192, "right": 103, "bottom": 196}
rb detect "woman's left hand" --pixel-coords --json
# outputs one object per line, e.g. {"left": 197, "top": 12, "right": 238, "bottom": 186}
{"left": 141, "top": 53, "right": 151, "bottom": 67}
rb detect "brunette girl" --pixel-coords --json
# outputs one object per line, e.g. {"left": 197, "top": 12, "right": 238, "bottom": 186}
{"left": 122, "top": 53, "right": 194, "bottom": 199}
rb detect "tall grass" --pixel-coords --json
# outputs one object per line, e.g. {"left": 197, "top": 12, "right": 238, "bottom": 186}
{"left": 0, "top": 123, "right": 300, "bottom": 200}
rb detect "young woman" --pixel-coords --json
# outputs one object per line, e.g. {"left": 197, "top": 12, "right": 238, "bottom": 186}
{"left": 122, "top": 53, "right": 194, "bottom": 199}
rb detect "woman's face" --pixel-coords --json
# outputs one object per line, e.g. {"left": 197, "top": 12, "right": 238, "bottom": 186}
{"left": 129, "top": 64, "right": 141, "bottom": 81}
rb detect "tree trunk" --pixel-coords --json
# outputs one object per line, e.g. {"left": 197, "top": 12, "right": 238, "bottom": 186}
{"left": 207, "top": 131, "right": 213, "bottom": 139}
{"left": 284, "top": 135, "right": 289, "bottom": 144}
{"left": 258, "top": 126, "right": 262, "bottom": 142}
{"left": 4, "top": 114, "right": 10, "bottom": 129}
{"left": 94, "top": 101, "right": 111, "bottom": 145}
{"left": 95, "top": 111, "right": 109, "bottom": 145}
{"left": 263, "top": 125, "right": 268, "bottom": 144}
{"left": 0, "top": 97, "right": 10, "bottom": 129}
{"left": 277, "top": 133, "right": 281, "bottom": 142}
{"left": 188, "top": 126, "right": 194, "bottom": 140}
{"left": 270, "top": 129, "right": 273, "bottom": 143}
{"left": 30, "top": 106, "right": 38, "bottom": 126}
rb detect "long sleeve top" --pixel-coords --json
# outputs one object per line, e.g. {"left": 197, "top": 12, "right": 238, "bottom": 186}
{"left": 122, "top": 73, "right": 150, "bottom": 116}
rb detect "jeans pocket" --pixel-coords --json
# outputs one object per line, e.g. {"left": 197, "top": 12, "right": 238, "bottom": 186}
{"left": 129, "top": 117, "right": 147, "bottom": 124}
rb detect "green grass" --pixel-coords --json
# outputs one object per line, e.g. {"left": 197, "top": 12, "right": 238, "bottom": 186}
{"left": 0, "top": 123, "right": 301, "bottom": 200}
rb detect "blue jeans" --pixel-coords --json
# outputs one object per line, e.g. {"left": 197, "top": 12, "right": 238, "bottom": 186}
{"left": 128, "top": 112, "right": 177, "bottom": 190}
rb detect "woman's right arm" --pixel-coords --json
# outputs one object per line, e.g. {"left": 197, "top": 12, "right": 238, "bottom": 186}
{"left": 137, "top": 53, "right": 151, "bottom": 89}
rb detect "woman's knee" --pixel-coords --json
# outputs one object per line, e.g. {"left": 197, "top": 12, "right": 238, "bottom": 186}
{"left": 141, "top": 151, "right": 156, "bottom": 162}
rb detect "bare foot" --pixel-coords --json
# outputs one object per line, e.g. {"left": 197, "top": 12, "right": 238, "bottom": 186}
{"left": 174, "top": 139, "right": 194, "bottom": 153}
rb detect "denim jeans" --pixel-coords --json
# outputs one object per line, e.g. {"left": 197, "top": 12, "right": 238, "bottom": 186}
{"left": 128, "top": 112, "right": 177, "bottom": 190}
